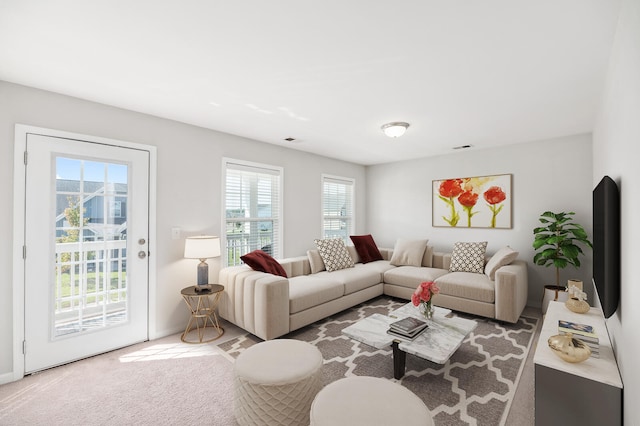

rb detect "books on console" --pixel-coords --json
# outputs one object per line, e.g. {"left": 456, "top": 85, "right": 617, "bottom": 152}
{"left": 387, "top": 316, "right": 428, "bottom": 340}
{"left": 558, "top": 319, "right": 599, "bottom": 358}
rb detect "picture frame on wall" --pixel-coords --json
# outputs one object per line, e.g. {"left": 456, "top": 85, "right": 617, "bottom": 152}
{"left": 432, "top": 173, "right": 512, "bottom": 228}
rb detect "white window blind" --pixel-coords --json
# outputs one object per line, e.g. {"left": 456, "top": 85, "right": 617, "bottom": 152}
{"left": 223, "top": 159, "right": 283, "bottom": 266}
{"left": 322, "top": 175, "right": 354, "bottom": 242}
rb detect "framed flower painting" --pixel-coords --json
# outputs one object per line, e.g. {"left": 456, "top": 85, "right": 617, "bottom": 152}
{"left": 432, "top": 174, "right": 512, "bottom": 228}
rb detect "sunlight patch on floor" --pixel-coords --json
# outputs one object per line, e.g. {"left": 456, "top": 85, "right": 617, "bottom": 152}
{"left": 118, "top": 320, "right": 246, "bottom": 363}
{"left": 119, "top": 341, "right": 218, "bottom": 362}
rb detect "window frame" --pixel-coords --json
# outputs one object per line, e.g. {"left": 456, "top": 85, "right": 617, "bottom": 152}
{"left": 222, "top": 158, "right": 283, "bottom": 266}
{"left": 321, "top": 174, "right": 355, "bottom": 242}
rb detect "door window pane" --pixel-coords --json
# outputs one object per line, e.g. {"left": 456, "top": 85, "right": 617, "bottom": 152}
{"left": 54, "top": 157, "right": 129, "bottom": 337}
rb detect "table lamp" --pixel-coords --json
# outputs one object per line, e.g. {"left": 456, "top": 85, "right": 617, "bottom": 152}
{"left": 184, "top": 236, "right": 221, "bottom": 290}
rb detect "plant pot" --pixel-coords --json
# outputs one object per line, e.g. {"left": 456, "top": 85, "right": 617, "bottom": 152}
{"left": 542, "top": 285, "right": 569, "bottom": 315}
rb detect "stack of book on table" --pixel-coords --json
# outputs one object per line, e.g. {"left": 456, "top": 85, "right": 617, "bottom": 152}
{"left": 387, "top": 316, "right": 428, "bottom": 340}
{"left": 558, "top": 319, "right": 599, "bottom": 358}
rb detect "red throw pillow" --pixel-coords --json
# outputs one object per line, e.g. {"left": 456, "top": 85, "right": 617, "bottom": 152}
{"left": 350, "top": 234, "right": 383, "bottom": 263}
{"left": 240, "top": 250, "right": 287, "bottom": 277}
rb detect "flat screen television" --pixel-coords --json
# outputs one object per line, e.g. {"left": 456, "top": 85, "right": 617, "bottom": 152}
{"left": 592, "top": 176, "right": 620, "bottom": 318}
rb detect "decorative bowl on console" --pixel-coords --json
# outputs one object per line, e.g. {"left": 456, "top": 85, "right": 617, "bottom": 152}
{"left": 547, "top": 333, "right": 591, "bottom": 363}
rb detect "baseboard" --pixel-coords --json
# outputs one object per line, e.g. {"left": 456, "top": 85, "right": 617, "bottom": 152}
{"left": 0, "top": 371, "right": 19, "bottom": 385}
{"left": 152, "top": 325, "right": 184, "bottom": 340}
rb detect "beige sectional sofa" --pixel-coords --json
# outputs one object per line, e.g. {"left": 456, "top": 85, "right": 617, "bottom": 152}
{"left": 218, "top": 245, "right": 528, "bottom": 341}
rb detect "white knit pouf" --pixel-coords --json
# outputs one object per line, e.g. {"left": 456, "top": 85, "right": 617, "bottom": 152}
{"left": 234, "top": 339, "right": 323, "bottom": 426}
{"left": 310, "top": 376, "right": 435, "bottom": 426}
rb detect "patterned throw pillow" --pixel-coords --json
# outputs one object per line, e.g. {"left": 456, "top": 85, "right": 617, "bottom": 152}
{"left": 449, "top": 241, "right": 488, "bottom": 273}
{"left": 314, "top": 238, "right": 355, "bottom": 272}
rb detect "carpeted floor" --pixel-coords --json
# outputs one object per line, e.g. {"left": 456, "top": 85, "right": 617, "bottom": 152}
{"left": 0, "top": 296, "right": 539, "bottom": 426}
{"left": 220, "top": 296, "right": 538, "bottom": 426}
{"left": 0, "top": 337, "right": 238, "bottom": 425}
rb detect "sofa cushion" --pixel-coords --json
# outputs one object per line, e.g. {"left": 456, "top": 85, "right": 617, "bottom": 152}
{"left": 288, "top": 275, "right": 344, "bottom": 314}
{"left": 346, "top": 245, "right": 360, "bottom": 264}
{"left": 435, "top": 271, "right": 495, "bottom": 303}
{"left": 383, "top": 266, "right": 449, "bottom": 290}
{"left": 307, "top": 249, "right": 326, "bottom": 274}
{"left": 449, "top": 241, "right": 488, "bottom": 273}
{"left": 315, "top": 263, "right": 385, "bottom": 295}
{"left": 240, "top": 249, "right": 287, "bottom": 277}
{"left": 484, "top": 246, "right": 519, "bottom": 280}
{"left": 350, "top": 234, "right": 383, "bottom": 263}
{"left": 422, "top": 245, "right": 434, "bottom": 267}
{"left": 390, "top": 238, "right": 428, "bottom": 267}
{"left": 314, "top": 238, "right": 355, "bottom": 272}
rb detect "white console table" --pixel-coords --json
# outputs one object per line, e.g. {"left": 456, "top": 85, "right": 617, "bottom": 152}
{"left": 534, "top": 301, "right": 622, "bottom": 425}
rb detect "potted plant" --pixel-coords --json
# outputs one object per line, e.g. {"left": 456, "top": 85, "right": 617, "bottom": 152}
{"left": 532, "top": 211, "right": 592, "bottom": 313}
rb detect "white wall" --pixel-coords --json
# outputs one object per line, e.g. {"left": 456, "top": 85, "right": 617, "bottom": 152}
{"left": 593, "top": 0, "right": 640, "bottom": 422}
{"left": 0, "top": 81, "right": 366, "bottom": 380}
{"left": 366, "top": 134, "right": 594, "bottom": 308}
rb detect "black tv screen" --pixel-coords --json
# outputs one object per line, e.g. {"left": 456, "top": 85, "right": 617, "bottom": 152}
{"left": 592, "top": 176, "right": 620, "bottom": 318}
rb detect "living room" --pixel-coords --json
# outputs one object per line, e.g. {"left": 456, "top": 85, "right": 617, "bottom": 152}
{"left": 0, "top": 1, "right": 638, "bottom": 424}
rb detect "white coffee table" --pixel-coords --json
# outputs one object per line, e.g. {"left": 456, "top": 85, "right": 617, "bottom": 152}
{"left": 342, "top": 302, "right": 477, "bottom": 379}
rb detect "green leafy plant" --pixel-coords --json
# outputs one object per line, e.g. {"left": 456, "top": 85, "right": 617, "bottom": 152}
{"left": 532, "top": 211, "right": 592, "bottom": 288}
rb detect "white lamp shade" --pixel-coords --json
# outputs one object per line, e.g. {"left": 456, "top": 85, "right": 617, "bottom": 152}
{"left": 381, "top": 122, "right": 409, "bottom": 138}
{"left": 184, "top": 236, "right": 221, "bottom": 259}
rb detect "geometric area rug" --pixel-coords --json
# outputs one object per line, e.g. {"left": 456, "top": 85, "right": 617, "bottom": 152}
{"left": 219, "top": 296, "right": 538, "bottom": 426}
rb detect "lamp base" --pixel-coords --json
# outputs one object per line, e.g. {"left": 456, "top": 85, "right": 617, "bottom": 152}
{"left": 195, "top": 284, "right": 212, "bottom": 292}
{"left": 197, "top": 260, "right": 209, "bottom": 286}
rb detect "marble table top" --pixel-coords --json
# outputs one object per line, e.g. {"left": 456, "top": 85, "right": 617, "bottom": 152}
{"left": 342, "top": 303, "right": 477, "bottom": 364}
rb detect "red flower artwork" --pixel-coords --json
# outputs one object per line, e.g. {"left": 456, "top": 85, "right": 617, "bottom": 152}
{"left": 458, "top": 190, "right": 479, "bottom": 227}
{"left": 483, "top": 186, "right": 506, "bottom": 228}
{"left": 438, "top": 179, "right": 463, "bottom": 226}
{"left": 439, "top": 179, "right": 463, "bottom": 198}
{"left": 434, "top": 175, "right": 510, "bottom": 228}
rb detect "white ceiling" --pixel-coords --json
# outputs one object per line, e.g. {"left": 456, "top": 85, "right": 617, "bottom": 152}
{"left": 0, "top": 1, "right": 622, "bottom": 165}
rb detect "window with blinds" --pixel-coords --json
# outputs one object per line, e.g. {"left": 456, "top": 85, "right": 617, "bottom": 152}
{"left": 322, "top": 175, "right": 354, "bottom": 242}
{"left": 223, "top": 159, "right": 283, "bottom": 266}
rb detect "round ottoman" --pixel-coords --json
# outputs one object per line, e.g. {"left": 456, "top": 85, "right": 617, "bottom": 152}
{"left": 310, "top": 376, "right": 434, "bottom": 426}
{"left": 234, "top": 339, "right": 323, "bottom": 426}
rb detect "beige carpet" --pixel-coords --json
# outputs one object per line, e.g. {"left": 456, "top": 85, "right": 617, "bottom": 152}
{"left": 0, "top": 332, "right": 240, "bottom": 425}
{"left": 0, "top": 299, "right": 541, "bottom": 426}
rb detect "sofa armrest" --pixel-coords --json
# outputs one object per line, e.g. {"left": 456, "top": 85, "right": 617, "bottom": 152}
{"left": 494, "top": 259, "right": 528, "bottom": 323}
{"left": 218, "top": 265, "right": 290, "bottom": 340}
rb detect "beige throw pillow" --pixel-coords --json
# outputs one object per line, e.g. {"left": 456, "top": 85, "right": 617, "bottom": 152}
{"left": 390, "top": 239, "right": 429, "bottom": 267}
{"left": 422, "top": 245, "right": 434, "bottom": 267}
{"left": 314, "top": 238, "right": 354, "bottom": 272}
{"left": 307, "top": 249, "right": 326, "bottom": 274}
{"left": 449, "top": 241, "right": 488, "bottom": 273}
{"left": 484, "top": 246, "right": 519, "bottom": 280}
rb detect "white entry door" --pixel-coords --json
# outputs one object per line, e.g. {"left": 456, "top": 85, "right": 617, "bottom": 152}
{"left": 24, "top": 133, "right": 150, "bottom": 373}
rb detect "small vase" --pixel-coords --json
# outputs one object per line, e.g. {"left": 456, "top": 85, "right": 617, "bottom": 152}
{"left": 422, "top": 302, "right": 434, "bottom": 319}
{"left": 565, "top": 297, "right": 590, "bottom": 314}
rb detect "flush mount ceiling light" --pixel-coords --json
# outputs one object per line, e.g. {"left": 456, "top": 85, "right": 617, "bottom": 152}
{"left": 381, "top": 122, "right": 410, "bottom": 138}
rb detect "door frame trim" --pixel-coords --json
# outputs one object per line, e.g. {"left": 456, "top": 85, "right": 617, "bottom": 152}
{"left": 12, "top": 124, "right": 157, "bottom": 381}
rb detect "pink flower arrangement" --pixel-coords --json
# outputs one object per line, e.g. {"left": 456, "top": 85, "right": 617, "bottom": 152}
{"left": 412, "top": 281, "right": 440, "bottom": 318}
